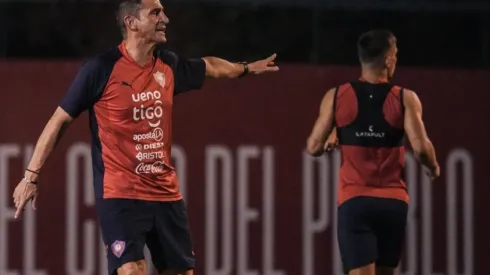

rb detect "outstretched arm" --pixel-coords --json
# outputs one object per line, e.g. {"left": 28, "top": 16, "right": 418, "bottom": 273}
{"left": 306, "top": 88, "right": 336, "bottom": 156}
{"left": 403, "top": 89, "right": 440, "bottom": 179}
{"left": 202, "top": 54, "right": 279, "bottom": 79}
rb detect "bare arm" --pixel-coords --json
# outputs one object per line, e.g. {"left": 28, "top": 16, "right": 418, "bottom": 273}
{"left": 307, "top": 88, "right": 335, "bottom": 156}
{"left": 24, "top": 107, "right": 74, "bottom": 181}
{"left": 202, "top": 54, "right": 279, "bottom": 79}
{"left": 327, "top": 127, "right": 337, "bottom": 143}
{"left": 202, "top": 57, "right": 245, "bottom": 78}
{"left": 14, "top": 58, "right": 103, "bottom": 218}
{"left": 404, "top": 90, "right": 439, "bottom": 176}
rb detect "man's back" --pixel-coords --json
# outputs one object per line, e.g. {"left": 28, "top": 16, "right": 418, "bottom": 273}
{"left": 306, "top": 29, "right": 439, "bottom": 275}
{"left": 334, "top": 79, "right": 408, "bottom": 205}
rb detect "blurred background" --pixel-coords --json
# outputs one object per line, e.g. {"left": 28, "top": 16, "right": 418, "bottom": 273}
{"left": 0, "top": 0, "right": 489, "bottom": 274}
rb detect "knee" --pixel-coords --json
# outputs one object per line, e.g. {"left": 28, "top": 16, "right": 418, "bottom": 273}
{"left": 118, "top": 261, "right": 146, "bottom": 275}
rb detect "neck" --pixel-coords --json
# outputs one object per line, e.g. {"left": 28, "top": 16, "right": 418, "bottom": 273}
{"left": 123, "top": 37, "right": 156, "bottom": 66}
{"left": 360, "top": 66, "right": 389, "bottom": 83}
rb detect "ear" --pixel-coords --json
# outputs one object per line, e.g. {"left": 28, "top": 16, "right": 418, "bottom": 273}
{"left": 385, "top": 55, "right": 395, "bottom": 69}
{"left": 124, "top": 15, "right": 138, "bottom": 32}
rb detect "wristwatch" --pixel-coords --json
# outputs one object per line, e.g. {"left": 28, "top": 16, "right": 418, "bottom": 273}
{"left": 23, "top": 176, "right": 38, "bottom": 185}
{"left": 238, "top": 62, "right": 249, "bottom": 78}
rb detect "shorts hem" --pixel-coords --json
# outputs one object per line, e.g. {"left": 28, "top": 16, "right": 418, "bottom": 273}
{"left": 109, "top": 256, "right": 145, "bottom": 275}
{"left": 375, "top": 260, "right": 400, "bottom": 268}
{"left": 344, "top": 260, "right": 376, "bottom": 274}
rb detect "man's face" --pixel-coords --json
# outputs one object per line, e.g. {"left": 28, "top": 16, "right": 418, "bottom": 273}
{"left": 385, "top": 37, "right": 398, "bottom": 79}
{"left": 133, "top": 0, "right": 169, "bottom": 43}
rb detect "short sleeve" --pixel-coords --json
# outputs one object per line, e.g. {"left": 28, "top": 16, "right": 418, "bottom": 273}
{"left": 158, "top": 50, "right": 206, "bottom": 95}
{"left": 59, "top": 58, "right": 107, "bottom": 118}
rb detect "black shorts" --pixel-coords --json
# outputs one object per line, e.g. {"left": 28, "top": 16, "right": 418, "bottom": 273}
{"left": 337, "top": 196, "right": 408, "bottom": 274}
{"left": 97, "top": 198, "right": 194, "bottom": 275}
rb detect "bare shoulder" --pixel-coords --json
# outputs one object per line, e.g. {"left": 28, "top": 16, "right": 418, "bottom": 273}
{"left": 403, "top": 89, "right": 421, "bottom": 108}
{"left": 322, "top": 87, "right": 336, "bottom": 101}
{"left": 319, "top": 87, "right": 336, "bottom": 111}
{"left": 326, "top": 87, "right": 336, "bottom": 95}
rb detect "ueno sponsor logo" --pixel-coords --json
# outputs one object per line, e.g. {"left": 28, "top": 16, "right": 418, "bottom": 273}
{"left": 132, "top": 90, "right": 161, "bottom": 102}
{"left": 135, "top": 161, "right": 166, "bottom": 174}
{"left": 132, "top": 90, "right": 163, "bottom": 128}
{"left": 133, "top": 127, "right": 163, "bottom": 142}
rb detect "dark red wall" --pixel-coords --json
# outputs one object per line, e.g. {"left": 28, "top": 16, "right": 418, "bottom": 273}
{"left": 0, "top": 62, "right": 488, "bottom": 274}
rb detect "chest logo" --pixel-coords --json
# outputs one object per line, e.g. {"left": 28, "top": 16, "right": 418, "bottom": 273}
{"left": 153, "top": 71, "right": 166, "bottom": 88}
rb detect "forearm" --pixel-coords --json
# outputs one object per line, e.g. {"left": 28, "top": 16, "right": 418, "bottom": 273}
{"left": 306, "top": 89, "right": 335, "bottom": 157}
{"left": 412, "top": 139, "right": 439, "bottom": 171}
{"left": 306, "top": 137, "right": 327, "bottom": 157}
{"left": 328, "top": 127, "right": 337, "bottom": 142}
{"left": 25, "top": 118, "right": 70, "bottom": 180}
{"left": 306, "top": 127, "right": 333, "bottom": 156}
{"left": 202, "top": 57, "right": 245, "bottom": 79}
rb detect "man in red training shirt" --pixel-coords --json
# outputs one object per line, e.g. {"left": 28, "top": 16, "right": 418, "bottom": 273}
{"left": 12, "top": 0, "right": 278, "bottom": 275}
{"left": 306, "top": 29, "right": 440, "bottom": 275}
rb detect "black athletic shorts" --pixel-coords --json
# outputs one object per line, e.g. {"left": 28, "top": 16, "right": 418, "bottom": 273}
{"left": 337, "top": 196, "right": 408, "bottom": 274}
{"left": 96, "top": 198, "right": 194, "bottom": 275}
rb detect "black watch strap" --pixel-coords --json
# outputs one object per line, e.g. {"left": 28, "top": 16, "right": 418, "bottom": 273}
{"left": 239, "top": 62, "right": 249, "bottom": 78}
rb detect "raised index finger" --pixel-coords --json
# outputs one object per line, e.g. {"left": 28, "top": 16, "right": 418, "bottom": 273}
{"left": 266, "top": 53, "right": 277, "bottom": 62}
{"left": 14, "top": 199, "right": 29, "bottom": 219}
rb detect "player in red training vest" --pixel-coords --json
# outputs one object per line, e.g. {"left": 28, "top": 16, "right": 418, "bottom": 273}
{"left": 11, "top": 1, "right": 278, "bottom": 275}
{"left": 306, "top": 29, "right": 440, "bottom": 275}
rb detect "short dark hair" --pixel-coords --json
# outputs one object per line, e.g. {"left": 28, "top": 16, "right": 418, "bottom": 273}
{"left": 357, "top": 29, "right": 395, "bottom": 65}
{"left": 116, "top": 0, "right": 143, "bottom": 37}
